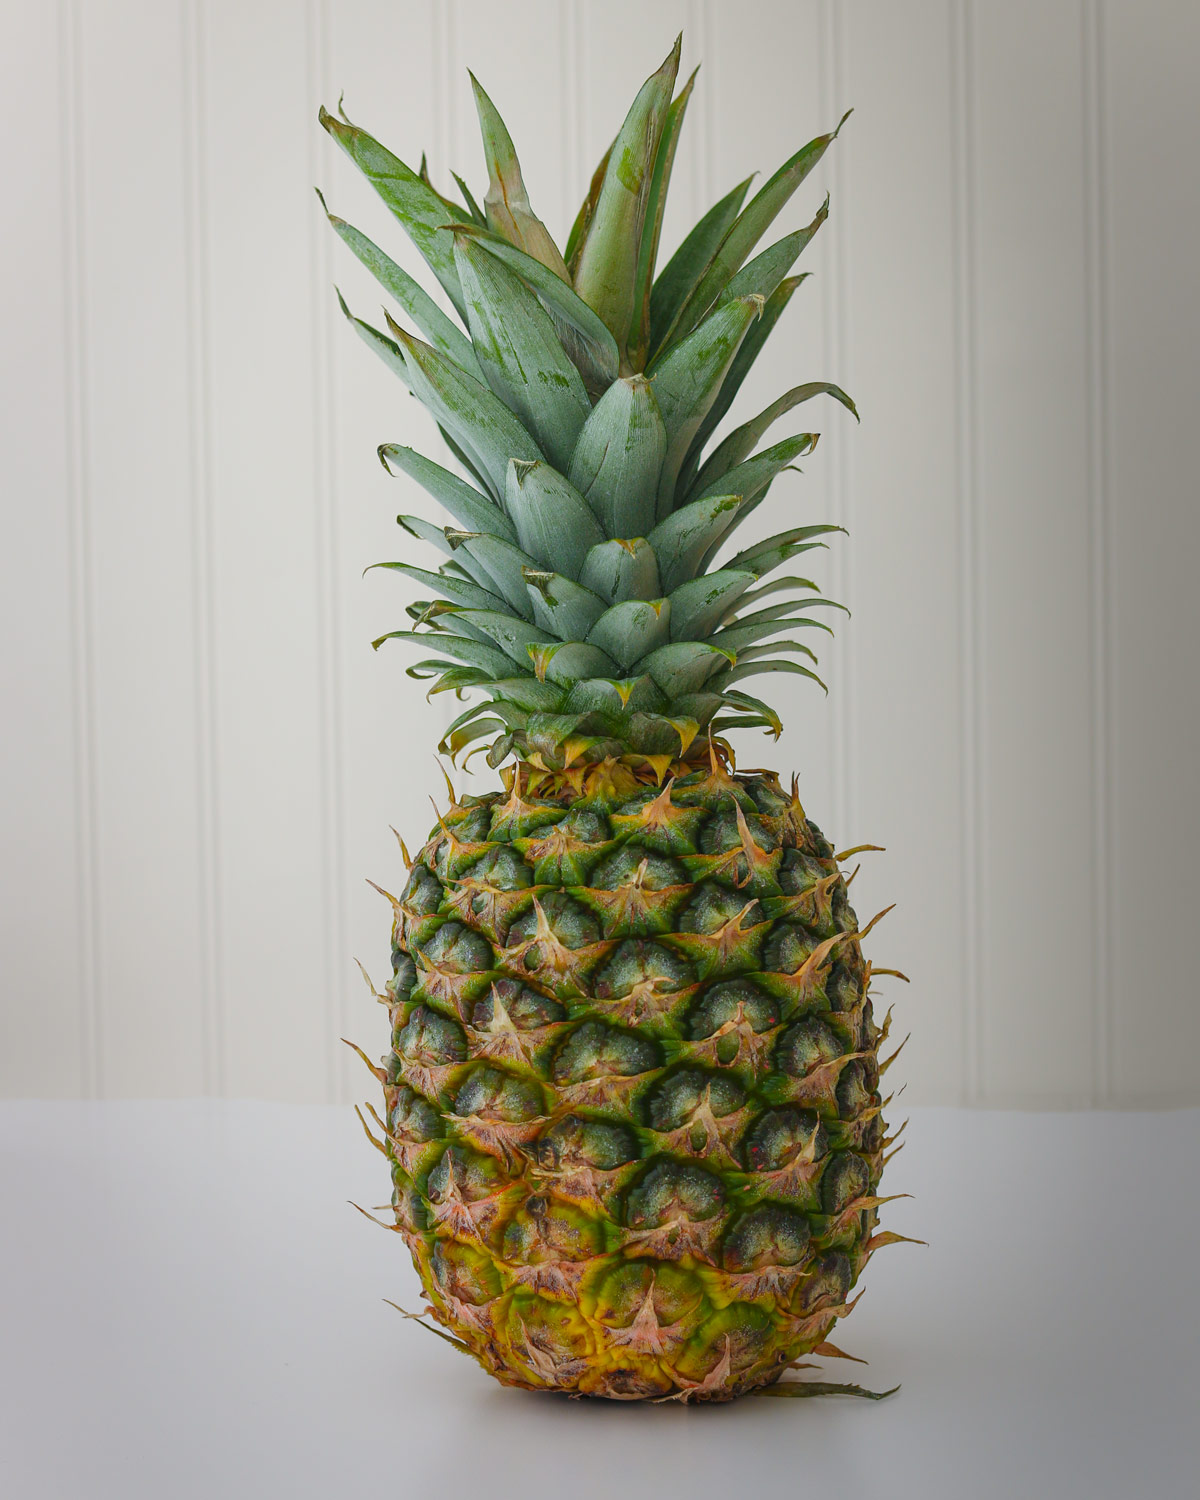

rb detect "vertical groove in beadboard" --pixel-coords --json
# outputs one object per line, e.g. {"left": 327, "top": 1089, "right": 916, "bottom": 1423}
{"left": 307, "top": 0, "right": 347, "bottom": 1104}
{"left": 949, "top": 0, "right": 983, "bottom": 1106}
{"left": 818, "top": 0, "right": 850, "bottom": 847}
{"left": 1081, "top": 0, "right": 1115, "bottom": 1106}
{"left": 830, "top": 0, "right": 854, "bottom": 846}
{"left": 574, "top": 0, "right": 589, "bottom": 195}
{"left": 58, "top": 0, "right": 101, "bottom": 1098}
{"left": 180, "top": 0, "right": 224, "bottom": 1096}
{"left": 697, "top": 0, "right": 714, "bottom": 207}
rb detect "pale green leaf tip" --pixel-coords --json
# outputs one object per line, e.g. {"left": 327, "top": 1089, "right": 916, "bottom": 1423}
{"left": 833, "top": 107, "right": 853, "bottom": 137}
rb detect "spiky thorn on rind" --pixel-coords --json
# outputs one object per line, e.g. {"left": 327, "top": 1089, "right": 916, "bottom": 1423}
{"left": 383, "top": 1299, "right": 475, "bottom": 1358}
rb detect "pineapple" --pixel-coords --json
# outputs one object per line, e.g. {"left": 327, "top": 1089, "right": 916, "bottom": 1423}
{"left": 322, "top": 36, "right": 911, "bottom": 1403}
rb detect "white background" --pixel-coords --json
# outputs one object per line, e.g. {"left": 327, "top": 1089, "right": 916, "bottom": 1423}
{"left": 3, "top": 0, "right": 1198, "bottom": 1109}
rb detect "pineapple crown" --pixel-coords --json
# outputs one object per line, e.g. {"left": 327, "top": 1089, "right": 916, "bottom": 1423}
{"left": 319, "top": 35, "right": 856, "bottom": 774}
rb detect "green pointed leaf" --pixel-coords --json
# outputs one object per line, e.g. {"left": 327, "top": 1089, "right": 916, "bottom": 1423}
{"left": 713, "top": 656, "right": 828, "bottom": 693}
{"left": 453, "top": 609, "right": 552, "bottom": 667}
{"left": 448, "top": 531, "right": 539, "bottom": 619}
{"left": 366, "top": 561, "right": 507, "bottom": 614}
{"left": 663, "top": 113, "right": 849, "bottom": 348}
{"left": 716, "top": 196, "right": 828, "bottom": 310}
{"left": 690, "top": 381, "right": 857, "bottom": 498}
{"left": 729, "top": 573, "right": 825, "bottom": 613}
{"left": 319, "top": 107, "right": 466, "bottom": 317}
{"left": 504, "top": 460, "right": 605, "bottom": 578}
{"left": 717, "top": 688, "right": 783, "bottom": 737}
{"left": 371, "top": 628, "right": 513, "bottom": 677}
{"left": 524, "top": 570, "right": 608, "bottom": 639}
{"left": 443, "top": 714, "right": 509, "bottom": 758}
{"left": 586, "top": 599, "right": 671, "bottom": 669}
{"left": 723, "top": 522, "right": 845, "bottom": 574}
{"left": 451, "top": 172, "right": 487, "bottom": 226}
{"left": 630, "top": 67, "right": 697, "bottom": 369}
{"left": 677, "top": 274, "right": 809, "bottom": 491}
{"left": 469, "top": 73, "right": 570, "bottom": 279}
{"left": 733, "top": 638, "right": 819, "bottom": 666}
{"left": 319, "top": 193, "right": 480, "bottom": 373}
{"left": 573, "top": 36, "right": 680, "bottom": 357}
{"left": 488, "top": 677, "right": 564, "bottom": 712}
{"left": 529, "top": 640, "right": 621, "bottom": 687}
{"left": 666, "top": 570, "right": 757, "bottom": 640}
{"left": 647, "top": 492, "right": 744, "bottom": 592}
{"left": 418, "top": 152, "right": 473, "bottom": 223}
{"left": 632, "top": 641, "right": 733, "bottom": 697}
{"left": 649, "top": 176, "right": 753, "bottom": 356}
{"left": 579, "top": 538, "right": 662, "bottom": 604}
{"left": 692, "top": 433, "right": 818, "bottom": 508}
{"left": 396, "top": 513, "right": 452, "bottom": 555}
{"left": 335, "top": 289, "right": 410, "bottom": 385}
{"left": 568, "top": 376, "right": 666, "bottom": 537}
{"left": 649, "top": 295, "right": 763, "bottom": 514}
{"left": 453, "top": 223, "right": 620, "bottom": 393}
{"left": 391, "top": 324, "right": 543, "bottom": 497}
{"left": 379, "top": 444, "right": 517, "bottom": 541}
{"left": 453, "top": 235, "right": 591, "bottom": 470}
{"left": 565, "top": 141, "right": 613, "bottom": 273}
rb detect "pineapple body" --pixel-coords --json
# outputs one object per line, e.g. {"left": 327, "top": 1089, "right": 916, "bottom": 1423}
{"left": 373, "top": 753, "right": 890, "bottom": 1400}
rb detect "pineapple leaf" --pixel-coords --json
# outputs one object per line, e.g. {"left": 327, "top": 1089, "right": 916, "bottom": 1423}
{"left": 452, "top": 223, "right": 620, "bottom": 393}
{"left": 647, "top": 492, "right": 744, "bottom": 593}
{"left": 469, "top": 72, "right": 571, "bottom": 280}
{"left": 523, "top": 570, "right": 608, "bottom": 638}
{"left": 730, "top": 637, "right": 819, "bottom": 666}
{"left": 390, "top": 323, "right": 543, "bottom": 498}
{"left": 335, "top": 289, "right": 410, "bottom": 385}
{"left": 666, "top": 570, "right": 758, "bottom": 639}
{"left": 450, "top": 172, "right": 487, "bottom": 226}
{"left": 716, "top": 687, "right": 783, "bottom": 737}
{"left": 713, "top": 656, "right": 828, "bottom": 693}
{"left": 453, "top": 235, "right": 591, "bottom": 471}
{"left": 586, "top": 599, "right": 672, "bottom": 669}
{"left": 565, "top": 141, "right": 613, "bottom": 273}
{"left": 365, "top": 562, "right": 508, "bottom": 614}
{"left": 630, "top": 67, "right": 698, "bottom": 369}
{"left": 676, "top": 274, "right": 808, "bottom": 493}
{"left": 690, "top": 381, "right": 857, "bottom": 497}
{"left": 632, "top": 640, "right": 733, "bottom": 697}
{"left": 663, "top": 113, "right": 849, "bottom": 348}
{"left": 449, "top": 532, "right": 540, "bottom": 619}
{"left": 504, "top": 461, "right": 605, "bottom": 579}
{"left": 530, "top": 640, "right": 621, "bottom": 686}
{"left": 579, "top": 538, "right": 662, "bottom": 604}
{"left": 692, "top": 433, "right": 818, "bottom": 508}
{"left": 396, "top": 513, "right": 454, "bottom": 555}
{"left": 650, "top": 295, "right": 764, "bottom": 513}
{"left": 722, "top": 522, "right": 845, "bottom": 574}
{"left": 649, "top": 176, "right": 754, "bottom": 355}
{"left": 319, "top": 193, "right": 480, "bottom": 374}
{"left": 378, "top": 444, "right": 518, "bottom": 542}
{"left": 452, "top": 608, "right": 553, "bottom": 667}
{"left": 487, "top": 677, "right": 564, "bottom": 712}
{"left": 319, "top": 107, "right": 466, "bottom": 318}
{"left": 715, "top": 197, "right": 828, "bottom": 310}
{"left": 371, "top": 629, "right": 515, "bottom": 677}
{"left": 568, "top": 376, "right": 666, "bottom": 538}
{"left": 573, "top": 36, "right": 681, "bottom": 358}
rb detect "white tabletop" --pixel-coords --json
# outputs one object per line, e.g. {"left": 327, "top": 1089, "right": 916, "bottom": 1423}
{"left": 2, "top": 1100, "right": 1196, "bottom": 1500}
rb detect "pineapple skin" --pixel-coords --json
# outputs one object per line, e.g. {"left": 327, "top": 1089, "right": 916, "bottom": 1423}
{"left": 366, "top": 751, "right": 894, "bottom": 1402}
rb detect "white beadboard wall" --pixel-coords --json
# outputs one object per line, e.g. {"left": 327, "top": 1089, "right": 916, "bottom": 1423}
{"left": 3, "top": 0, "right": 1198, "bottom": 1108}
